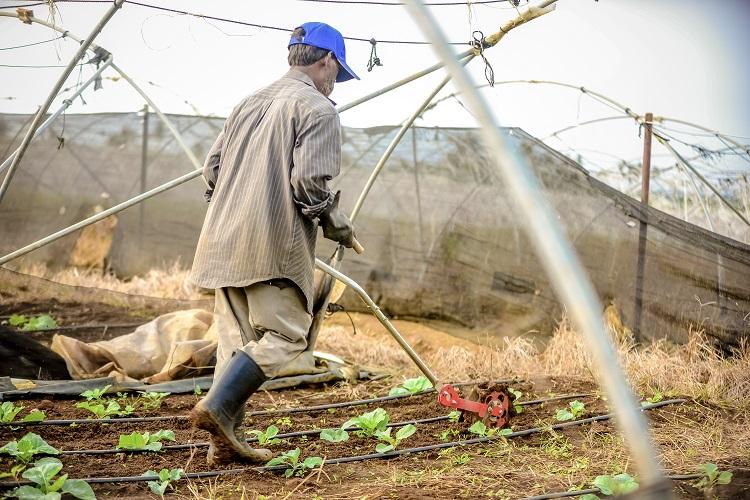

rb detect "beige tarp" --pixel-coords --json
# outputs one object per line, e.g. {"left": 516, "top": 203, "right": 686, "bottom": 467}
{"left": 51, "top": 309, "right": 218, "bottom": 383}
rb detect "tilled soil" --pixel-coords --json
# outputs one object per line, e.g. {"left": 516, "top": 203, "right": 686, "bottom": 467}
{"left": 0, "top": 379, "right": 610, "bottom": 497}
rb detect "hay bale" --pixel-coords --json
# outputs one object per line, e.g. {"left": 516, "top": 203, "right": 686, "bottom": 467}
{"left": 69, "top": 204, "right": 118, "bottom": 271}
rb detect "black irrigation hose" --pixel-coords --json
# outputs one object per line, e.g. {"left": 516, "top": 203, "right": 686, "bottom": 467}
{"left": 0, "top": 399, "right": 685, "bottom": 488}
{"left": 0, "top": 379, "right": 521, "bottom": 428}
{"left": 56, "top": 393, "right": 592, "bottom": 456}
{"left": 521, "top": 474, "right": 703, "bottom": 500}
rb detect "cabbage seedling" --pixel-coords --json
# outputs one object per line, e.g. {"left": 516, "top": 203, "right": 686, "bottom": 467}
{"left": 374, "top": 424, "right": 416, "bottom": 453}
{"left": 388, "top": 376, "right": 433, "bottom": 396}
{"left": 144, "top": 468, "right": 183, "bottom": 498}
{"left": 341, "top": 408, "right": 389, "bottom": 437}
{"left": 246, "top": 425, "right": 281, "bottom": 446}
{"left": 0, "top": 432, "right": 59, "bottom": 464}
{"left": 266, "top": 448, "right": 323, "bottom": 478}
{"left": 138, "top": 391, "right": 170, "bottom": 411}
{"left": 117, "top": 430, "right": 175, "bottom": 452}
{"left": 555, "top": 400, "right": 586, "bottom": 421}
{"left": 468, "top": 421, "right": 512, "bottom": 438}
{"left": 579, "top": 473, "right": 639, "bottom": 499}
{"left": 694, "top": 463, "right": 732, "bottom": 491}
{"left": 9, "top": 457, "right": 95, "bottom": 500}
{"left": 0, "top": 402, "right": 45, "bottom": 424}
{"left": 320, "top": 428, "right": 349, "bottom": 443}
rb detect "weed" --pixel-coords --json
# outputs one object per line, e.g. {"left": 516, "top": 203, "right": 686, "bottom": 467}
{"left": 447, "top": 410, "right": 461, "bottom": 423}
{"left": 6, "top": 457, "right": 95, "bottom": 500}
{"left": 555, "top": 400, "right": 586, "bottom": 421}
{"left": 144, "top": 467, "right": 183, "bottom": 498}
{"left": 275, "top": 416, "right": 293, "bottom": 428}
{"left": 246, "top": 425, "right": 281, "bottom": 446}
{"left": 374, "top": 424, "right": 417, "bottom": 453}
{"left": 694, "top": 463, "right": 732, "bottom": 491}
{"left": 266, "top": 448, "right": 323, "bottom": 478}
{"left": 0, "top": 402, "right": 45, "bottom": 424}
{"left": 0, "top": 433, "right": 59, "bottom": 464}
{"left": 468, "top": 421, "right": 512, "bottom": 438}
{"left": 117, "top": 430, "right": 175, "bottom": 452}
{"left": 79, "top": 385, "right": 111, "bottom": 403}
{"left": 137, "top": 391, "right": 170, "bottom": 411}
{"left": 388, "top": 376, "right": 433, "bottom": 396}
{"left": 450, "top": 453, "right": 471, "bottom": 466}
{"left": 320, "top": 428, "right": 349, "bottom": 443}
{"left": 342, "top": 408, "right": 389, "bottom": 437}
{"left": 438, "top": 428, "right": 460, "bottom": 442}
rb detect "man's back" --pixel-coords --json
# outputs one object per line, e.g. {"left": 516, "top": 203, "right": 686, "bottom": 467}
{"left": 190, "top": 69, "right": 342, "bottom": 313}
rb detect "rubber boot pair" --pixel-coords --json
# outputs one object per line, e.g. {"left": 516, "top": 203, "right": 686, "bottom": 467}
{"left": 191, "top": 351, "right": 273, "bottom": 465}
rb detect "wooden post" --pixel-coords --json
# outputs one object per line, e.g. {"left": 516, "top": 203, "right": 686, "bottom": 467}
{"left": 634, "top": 112, "right": 653, "bottom": 342}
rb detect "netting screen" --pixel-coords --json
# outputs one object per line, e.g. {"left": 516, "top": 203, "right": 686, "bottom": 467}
{"left": 1, "top": 112, "right": 748, "bottom": 346}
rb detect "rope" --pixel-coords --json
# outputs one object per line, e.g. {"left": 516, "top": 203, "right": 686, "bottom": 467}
{"left": 471, "top": 30, "right": 494, "bottom": 86}
{"left": 367, "top": 38, "right": 383, "bottom": 72}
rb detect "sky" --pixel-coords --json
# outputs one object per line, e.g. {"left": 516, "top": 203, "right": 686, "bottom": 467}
{"left": 1, "top": 0, "right": 749, "bottom": 177}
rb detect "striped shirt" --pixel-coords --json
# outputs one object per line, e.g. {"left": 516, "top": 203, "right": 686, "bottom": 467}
{"left": 190, "top": 69, "right": 341, "bottom": 313}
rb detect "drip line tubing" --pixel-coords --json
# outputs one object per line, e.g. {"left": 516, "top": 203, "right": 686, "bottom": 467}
{"left": 0, "top": 399, "right": 685, "bottom": 488}
{"left": 56, "top": 393, "right": 594, "bottom": 456}
{"left": 0, "top": 379, "right": 520, "bottom": 428}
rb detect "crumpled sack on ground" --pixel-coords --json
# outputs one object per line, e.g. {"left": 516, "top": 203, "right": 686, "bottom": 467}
{"left": 51, "top": 309, "right": 217, "bottom": 383}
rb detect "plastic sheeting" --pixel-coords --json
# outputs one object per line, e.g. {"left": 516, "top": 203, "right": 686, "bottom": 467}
{"left": 1, "top": 113, "right": 748, "bottom": 346}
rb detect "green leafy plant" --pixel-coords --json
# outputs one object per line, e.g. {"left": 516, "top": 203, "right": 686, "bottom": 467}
{"left": 387, "top": 376, "right": 433, "bottom": 396}
{"left": 76, "top": 400, "right": 133, "bottom": 419}
{"left": 467, "top": 421, "right": 512, "bottom": 438}
{"left": 320, "top": 428, "right": 349, "bottom": 443}
{"left": 117, "top": 430, "right": 175, "bottom": 452}
{"left": 246, "top": 425, "right": 281, "bottom": 446}
{"left": 580, "top": 473, "right": 639, "bottom": 499}
{"left": 8, "top": 313, "right": 58, "bottom": 331}
{"left": 447, "top": 410, "right": 461, "bottom": 423}
{"left": 439, "top": 428, "right": 460, "bottom": 442}
{"left": 451, "top": 453, "right": 471, "bottom": 466}
{"left": 0, "top": 402, "right": 45, "bottom": 424}
{"left": 266, "top": 448, "right": 323, "bottom": 478}
{"left": 275, "top": 416, "right": 293, "bottom": 428}
{"left": 555, "top": 400, "right": 586, "bottom": 421}
{"left": 144, "top": 468, "right": 183, "bottom": 498}
{"left": 80, "top": 385, "right": 111, "bottom": 402}
{"left": 0, "top": 463, "right": 26, "bottom": 480}
{"left": 374, "top": 424, "right": 416, "bottom": 453}
{"left": 0, "top": 432, "right": 59, "bottom": 464}
{"left": 508, "top": 388, "right": 523, "bottom": 414}
{"left": 342, "top": 408, "right": 389, "bottom": 437}
{"left": 7, "top": 457, "right": 95, "bottom": 500}
{"left": 138, "top": 391, "right": 170, "bottom": 411}
{"left": 694, "top": 463, "right": 732, "bottom": 491}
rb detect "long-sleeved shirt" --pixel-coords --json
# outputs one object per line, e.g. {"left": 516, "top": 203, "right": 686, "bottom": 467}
{"left": 189, "top": 69, "right": 341, "bottom": 313}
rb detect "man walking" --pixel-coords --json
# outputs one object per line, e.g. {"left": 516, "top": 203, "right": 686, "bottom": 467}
{"left": 189, "top": 22, "right": 359, "bottom": 464}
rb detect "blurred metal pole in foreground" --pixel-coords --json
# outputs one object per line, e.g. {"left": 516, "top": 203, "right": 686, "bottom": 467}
{"left": 401, "top": 0, "right": 669, "bottom": 494}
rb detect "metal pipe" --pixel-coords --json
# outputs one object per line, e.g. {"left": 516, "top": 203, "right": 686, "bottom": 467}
{"left": 315, "top": 258, "right": 439, "bottom": 386}
{"left": 110, "top": 62, "right": 206, "bottom": 185}
{"left": 0, "top": 56, "right": 113, "bottom": 174}
{"left": 139, "top": 103, "right": 150, "bottom": 241}
{"left": 0, "top": 0, "right": 125, "bottom": 204}
{"left": 350, "top": 57, "right": 473, "bottom": 221}
{"left": 0, "top": 169, "right": 203, "bottom": 266}
{"left": 402, "top": 0, "right": 667, "bottom": 491}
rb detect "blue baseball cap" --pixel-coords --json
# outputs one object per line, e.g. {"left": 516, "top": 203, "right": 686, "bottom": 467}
{"left": 288, "top": 22, "right": 360, "bottom": 83}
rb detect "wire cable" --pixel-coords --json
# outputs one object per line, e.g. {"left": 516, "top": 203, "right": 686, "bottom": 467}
{"left": 0, "top": 35, "right": 65, "bottom": 51}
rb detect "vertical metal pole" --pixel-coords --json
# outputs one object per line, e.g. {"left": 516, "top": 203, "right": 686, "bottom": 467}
{"left": 139, "top": 104, "right": 150, "bottom": 243}
{"left": 412, "top": 127, "right": 425, "bottom": 256}
{"left": 402, "top": 0, "right": 668, "bottom": 493}
{"left": 633, "top": 112, "right": 653, "bottom": 342}
{"left": 0, "top": 0, "right": 125, "bottom": 204}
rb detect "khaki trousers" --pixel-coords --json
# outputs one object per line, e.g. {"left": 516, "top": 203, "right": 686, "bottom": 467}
{"left": 213, "top": 280, "right": 313, "bottom": 379}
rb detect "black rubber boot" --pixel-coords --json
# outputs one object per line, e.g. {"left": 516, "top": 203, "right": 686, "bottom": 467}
{"left": 191, "top": 351, "right": 272, "bottom": 464}
{"left": 205, "top": 404, "right": 247, "bottom": 466}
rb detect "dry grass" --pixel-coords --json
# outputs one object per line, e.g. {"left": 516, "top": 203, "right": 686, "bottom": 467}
{"left": 15, "top": 261, "right": 204, "bottom": 300}
{"left": 318, "top": 311, "right": 750, "bottom": 410}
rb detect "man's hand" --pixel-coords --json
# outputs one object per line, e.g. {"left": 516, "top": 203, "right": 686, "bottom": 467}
{"left": 320, "top": 191, "right": 356, "bottom": 248}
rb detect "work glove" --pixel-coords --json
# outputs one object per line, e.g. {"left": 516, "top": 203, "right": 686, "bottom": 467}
{"left": 319, "top": 191, "right": 356, "bottom": 249}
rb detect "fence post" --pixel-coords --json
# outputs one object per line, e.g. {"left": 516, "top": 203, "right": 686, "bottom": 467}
{"left": 633, "top": 112, "right": 653, "bottom": 342}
